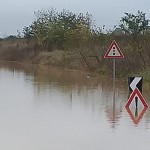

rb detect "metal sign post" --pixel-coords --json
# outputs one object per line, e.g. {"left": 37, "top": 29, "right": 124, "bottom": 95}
{"left": 113, "top": 59, "right": 116, "bottom": 82}
{"left": 104, "top": 40, "right": 124, "bottom": 80}
{"left": 113, "top": 59, "right": 116, "bottom": 105}
{"left": 104, "top": 40, "right": 124, "bottom": 110}
{"left": 104, "top": 40, "right": 124, "bottom": 92}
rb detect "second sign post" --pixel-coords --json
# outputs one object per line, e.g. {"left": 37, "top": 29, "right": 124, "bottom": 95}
{"left": 104, "top": 40, "right": 124, "bottom": 83}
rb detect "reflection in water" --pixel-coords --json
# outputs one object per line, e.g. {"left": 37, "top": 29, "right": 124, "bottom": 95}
{"left": 105, "top": 90, "right": 123, "bottom": 128}
{"left": 0, "top": 61, "right": 150, "bottom": 150}
{"left": 135, "top": 107, "right": 138, "bottom": 118}
{"left": 105, "top": 75, "right": 123, "bottom": 128}
{"left": 125, "top": 87, "right": 149, "bottom": 125}
{"left": 126, "top": 107, "right": 148, "bottom": 125}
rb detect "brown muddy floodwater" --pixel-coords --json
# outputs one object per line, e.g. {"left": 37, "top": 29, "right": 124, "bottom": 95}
{"left": 0, "top": 61, "right": 150, "bottom": 150}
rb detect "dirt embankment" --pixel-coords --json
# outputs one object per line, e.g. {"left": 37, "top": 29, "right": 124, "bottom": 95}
{"left": 0, "top": 39, "right": 100, "bottom": 72}
{"left": 1, "top": 37, "right": 150, "bottom": 79}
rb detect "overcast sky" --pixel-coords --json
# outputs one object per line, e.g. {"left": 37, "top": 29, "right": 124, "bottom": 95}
{"left": 0, "top": 0, "right": 149, "bottom": 36}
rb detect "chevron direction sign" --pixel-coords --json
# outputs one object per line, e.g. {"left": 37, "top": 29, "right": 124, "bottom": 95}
{"left": 128, "top": 77, "right": 143, "bottom": 93}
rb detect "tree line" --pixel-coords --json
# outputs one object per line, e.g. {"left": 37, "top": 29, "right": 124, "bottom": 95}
{"left": 1, "top": 9, "right": 150, "bottom": 75}
{"left": 22, "top": 8, "right": 96, "bottom": 51}
{"left": 21, "top": 9, "right": 149, "bottom": 50}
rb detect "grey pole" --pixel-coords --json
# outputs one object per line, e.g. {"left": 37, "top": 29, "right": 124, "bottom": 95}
{"left": 113, "top": 59, "right": 116, "bottom": 108}
{"left": 113, "top": 59, "right": 116, "bottom": 81}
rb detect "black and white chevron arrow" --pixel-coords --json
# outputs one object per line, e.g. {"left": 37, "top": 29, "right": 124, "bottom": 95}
{"left": 128, "top": 77, "right": 143, "bottom": 93}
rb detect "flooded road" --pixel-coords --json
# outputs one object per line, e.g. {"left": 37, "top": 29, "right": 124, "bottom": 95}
{"left": 0, "top": 62, "right": 150, "bottom": 150}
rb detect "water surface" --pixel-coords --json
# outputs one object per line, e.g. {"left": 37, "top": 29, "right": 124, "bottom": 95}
{"left": 0, "top": 62, "right": 149, "bottom": 150}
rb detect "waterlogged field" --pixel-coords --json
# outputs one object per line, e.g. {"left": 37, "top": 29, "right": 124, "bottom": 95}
{"left": 0, "top": 62, "right": 150, "bottom": 150}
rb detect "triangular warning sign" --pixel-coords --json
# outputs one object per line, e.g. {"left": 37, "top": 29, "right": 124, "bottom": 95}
{"left": 104, "top": 40, "right": 124, "bottom": 58}
{"left": 125, "top": 88, "right": 148, "bottom": 108}
{"left": 126, "top": 107, "right": 148, "bottom": 124}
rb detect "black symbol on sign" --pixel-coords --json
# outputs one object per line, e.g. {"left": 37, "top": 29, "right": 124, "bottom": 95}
{"left": 113, "top": 47, "right": 115, "bottom": 55}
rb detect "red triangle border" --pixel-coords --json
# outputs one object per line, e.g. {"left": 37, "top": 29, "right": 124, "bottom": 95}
{"left": 104, "top": 40, "right": 124, "bottom": 59}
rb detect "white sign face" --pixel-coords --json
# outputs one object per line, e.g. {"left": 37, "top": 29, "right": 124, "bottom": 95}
{"left": 129, "top": 93, "right": 144, "bottom": 108}
{"left": 104, "top": 40, "right": 124, "bottom": 59}
{"left": 107, "top": 44, "right": 121, "bottom": 57}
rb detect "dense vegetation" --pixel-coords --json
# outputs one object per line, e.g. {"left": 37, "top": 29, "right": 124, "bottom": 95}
{"left": 23, "top": 9, "right": 94, "bottom": 51}
{"left": 0, "top": 9, "right": 150, "bottom": 78}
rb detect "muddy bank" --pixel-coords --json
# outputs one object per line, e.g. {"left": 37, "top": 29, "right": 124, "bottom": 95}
{"left": 0, "top": 49, "right": 95, "bottom": 70}
{"left": 0, "top": 38, "right": 150, "bottom": 80}
{"left": 0, "top": 39, "right": 102, "bottom": 73}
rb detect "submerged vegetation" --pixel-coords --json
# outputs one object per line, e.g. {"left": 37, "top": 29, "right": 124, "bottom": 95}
{"left": 0, "top": 9, "right": 150, "bottom": 78}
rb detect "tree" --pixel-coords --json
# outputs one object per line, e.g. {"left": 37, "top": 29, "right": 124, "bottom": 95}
{"left": 23, "top": 26, "right": 33, "bottom": 39}
{"left": 120, "top": 11, "right": 149, "bottom": 67}
{"left": 22, "top": 8, "right": 93, "bottom": 51}
{"left": 120, "top": 10, "right": 149, "bottom": 36}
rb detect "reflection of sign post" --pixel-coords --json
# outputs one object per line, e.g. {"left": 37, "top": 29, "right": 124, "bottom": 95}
{"left": 126, "top": 107, "right": 148, "bottom": 125}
